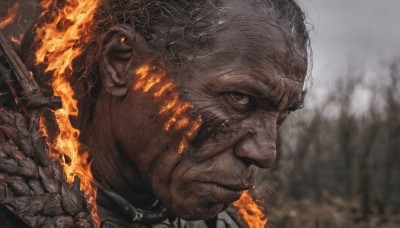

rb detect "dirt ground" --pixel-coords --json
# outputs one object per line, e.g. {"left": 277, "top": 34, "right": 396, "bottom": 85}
{"left": 266, "top": 194, "right": 400, "bottom": 228}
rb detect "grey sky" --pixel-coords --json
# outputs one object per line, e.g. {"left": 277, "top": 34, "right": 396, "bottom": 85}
{"left": 299, "top": 0, "right": 400, "bottom": 102}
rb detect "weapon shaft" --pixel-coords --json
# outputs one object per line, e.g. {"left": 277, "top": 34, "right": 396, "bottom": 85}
{"left": 0, "top": 29, "right": 41, "bottom": 97}
{"left": 0, "top": 29, "right": 61, "bottom": 141}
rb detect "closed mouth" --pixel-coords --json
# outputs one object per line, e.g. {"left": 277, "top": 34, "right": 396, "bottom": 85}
{"left": 214, "top": 182, "right": 254, "bottom": 192}
{"left": 197, "top": 180, "right": 253, "bottom": 203}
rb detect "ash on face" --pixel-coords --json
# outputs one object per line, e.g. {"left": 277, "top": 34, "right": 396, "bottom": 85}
{"left": 19, "top": 0, "right": 310, "bottom": 225}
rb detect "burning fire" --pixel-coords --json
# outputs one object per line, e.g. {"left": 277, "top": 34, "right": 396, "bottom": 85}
{"left": 234, "top": 190, "right": 268, "bottom": 228}
{"left": 134, "top": 65, "right": 202, "bottom": 153}
{"left": 0, "top": 3, "right": 20, "bottom": 29}
{"left": 34, "top": 0, "right": 100, "bottom": 226}
{"left": 29, "top": 0, "right": 265, "bottom": 227}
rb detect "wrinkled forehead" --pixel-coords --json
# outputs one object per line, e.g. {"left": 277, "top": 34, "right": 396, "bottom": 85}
{"left": 185, "top": 1, "right": 308, "bottom": 87}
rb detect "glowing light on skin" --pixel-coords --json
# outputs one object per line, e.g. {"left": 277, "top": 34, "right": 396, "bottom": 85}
{"left": 32, "top": 0, "right": 267, "bottom": 226}
{"left": 134, "top": 64, "right": 202, "bottom": 154}
{"left": 134, "top": 65, "right": 268, "bottom": 226}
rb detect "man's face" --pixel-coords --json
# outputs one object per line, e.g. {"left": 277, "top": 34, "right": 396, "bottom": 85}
{"left": 109, "top": 4, "right": 307, "bottom": 221}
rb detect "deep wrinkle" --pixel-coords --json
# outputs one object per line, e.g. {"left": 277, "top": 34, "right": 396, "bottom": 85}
{"left": 16, "top": 0, "right": 310, "bottom": 224}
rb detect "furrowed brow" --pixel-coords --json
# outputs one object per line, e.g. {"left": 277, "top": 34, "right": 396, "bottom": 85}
{"left": 219, "top": 76, "right": 284, "bottom": 107}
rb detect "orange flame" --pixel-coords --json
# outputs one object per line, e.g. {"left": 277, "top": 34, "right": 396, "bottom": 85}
{"left": 234, "top": 190, "right": 268, "bottom": 228}
{"left": 134, "top": 65, "right": 202, "bottom": 153}
{"left": 34, "top": 0, "right": 100, "bottom": 226}
{"left": 0, "top": 3, "right": 20, "bottom": 29}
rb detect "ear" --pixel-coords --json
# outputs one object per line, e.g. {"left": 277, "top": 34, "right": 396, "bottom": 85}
{"left": 99, "top": 24, "right": 150, "bottom": 97}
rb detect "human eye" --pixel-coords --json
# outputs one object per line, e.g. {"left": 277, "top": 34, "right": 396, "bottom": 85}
{"left": 224, "top": 92, "right": 256, "bottom": 112}
{"left": 229, "top": 92, "right": 250, "bottom": 105}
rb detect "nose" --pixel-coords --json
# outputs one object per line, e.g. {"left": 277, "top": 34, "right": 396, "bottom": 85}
{"left": 234, "top": 129, "right": 277, "bottom": 168}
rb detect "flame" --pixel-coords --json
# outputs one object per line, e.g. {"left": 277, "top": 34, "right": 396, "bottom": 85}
{"left": 134, "top": 65, "right": 202, "bottom": 153}
{"left": 34, "top": 0, "right": 100, "bottom": 226}
{"left": 234, "top": 190, "right": 268, "bottom": 228}
{"left": 0, "top": 3, "right": 20, "bottom": 29}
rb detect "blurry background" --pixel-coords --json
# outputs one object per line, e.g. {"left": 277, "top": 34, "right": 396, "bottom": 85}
{"left": 260, "top": 1, "right": 400, "bottom": 228}
{"left": 1, "top": 0, "right": 399, "bottom": 227}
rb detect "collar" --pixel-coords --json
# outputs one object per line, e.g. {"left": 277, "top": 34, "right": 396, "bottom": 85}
{"left": 93, "top": 180, "right": 169, "bottom": 225}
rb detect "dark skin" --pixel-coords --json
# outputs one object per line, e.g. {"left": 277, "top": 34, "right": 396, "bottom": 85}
{"left": 86, "top": 0, "right": 307, "bottom": 222}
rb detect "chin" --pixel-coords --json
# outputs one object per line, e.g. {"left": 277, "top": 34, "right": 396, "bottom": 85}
{"left": 168, "top": 182, "right": 242, "bottom": 220}
{"left": 173, "top": 201, "right": 226, "bottom": 221}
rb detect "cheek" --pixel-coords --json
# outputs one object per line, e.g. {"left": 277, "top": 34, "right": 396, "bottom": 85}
{"left": 112, "top": 93, "right": 182, "bottom": 177}
{"left": 157, "top": 158, "right": 228, "bottom": 220}
{"left": 152, "top": 145, "right": 253, "bottom": 220}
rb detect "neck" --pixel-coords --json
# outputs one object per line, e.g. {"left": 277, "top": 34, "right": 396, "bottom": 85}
{"left": 84, "top": 94, "right": 157, "bottom": 223}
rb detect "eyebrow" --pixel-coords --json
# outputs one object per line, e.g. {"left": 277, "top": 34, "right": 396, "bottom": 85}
{"left": 215, "top": 73, "right": 304, "bottom": 111}
{"left": 216, "top": 74, "right": 284, "bottom": 107}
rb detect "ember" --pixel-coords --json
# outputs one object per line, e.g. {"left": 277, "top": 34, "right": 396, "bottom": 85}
{"left": 0, "top": 3, "right": 20, "bottom": 29}
{"left": 234, "top": 190, "right": 268, "bottom": 228}
{"left": 34, "top": 0, "right": 100, "bottom": 226}
{"left": 10, "top": 34, "right": 23, "bottom": 46}
{"left": 134, "top": 65, "right": 202, "bottom": 153}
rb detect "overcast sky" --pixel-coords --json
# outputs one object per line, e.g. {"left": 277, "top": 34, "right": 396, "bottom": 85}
{"left": 299, "top": 0, "right": 400, "bottom": 102}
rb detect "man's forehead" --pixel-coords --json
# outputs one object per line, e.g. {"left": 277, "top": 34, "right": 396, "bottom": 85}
{"left": 189, "top": 14, "right": 307, "bottom": 85}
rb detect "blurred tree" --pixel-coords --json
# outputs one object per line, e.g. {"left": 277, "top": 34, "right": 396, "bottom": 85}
{"left": 260, "top": 60, "right": 400, "bottom": 228}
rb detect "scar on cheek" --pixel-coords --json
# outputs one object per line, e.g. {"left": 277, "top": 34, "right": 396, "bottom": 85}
{"left": 133, "top": 64, "right": 202, "bottom": 153}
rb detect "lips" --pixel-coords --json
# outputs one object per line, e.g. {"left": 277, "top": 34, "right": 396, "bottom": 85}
{"left": 216, "top": 182, "right": 254, "bottom": 192}
{"left": 198, "top": 181, "right": 254, "bottom": 203}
